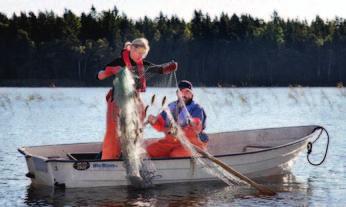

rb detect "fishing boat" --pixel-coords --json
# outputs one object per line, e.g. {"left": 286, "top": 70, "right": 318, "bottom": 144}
{"left": 18, "top": 125, "right": 325, "bottom": 188}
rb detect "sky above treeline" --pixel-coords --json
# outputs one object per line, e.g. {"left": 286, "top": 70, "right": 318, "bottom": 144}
{"left": 1, "top": 0, "right": 345, "bottom": 22}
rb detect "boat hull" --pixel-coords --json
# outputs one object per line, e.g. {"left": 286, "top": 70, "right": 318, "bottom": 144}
{"left": 19, "top": 125, "right": 320, "bottom": 188}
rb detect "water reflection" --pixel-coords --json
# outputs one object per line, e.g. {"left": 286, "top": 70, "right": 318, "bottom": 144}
{"left": 231, "top": 174, "right": 313, "bottom": 206}
{"left": 24, "top": 173, "right": 310, "bottom": 207}
{"left": 25, "top": 181, "right": 224, "bottom": 207}
{"left": 254, "top": 173, "right": 307, "bottom": 192}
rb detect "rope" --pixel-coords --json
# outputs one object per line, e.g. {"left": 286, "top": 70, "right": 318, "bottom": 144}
{"left": 307, "top": 126, "right": 329, "bottom": 166}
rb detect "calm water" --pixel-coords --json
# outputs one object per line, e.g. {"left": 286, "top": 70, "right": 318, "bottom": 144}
{"left": 0, "top": 87, "right": 345, "bottom": 206}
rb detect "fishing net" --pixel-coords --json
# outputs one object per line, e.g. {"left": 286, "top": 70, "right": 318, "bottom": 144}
{"left": 117, "top": 65, "right": 246, "bottom": 188}
{"left": 142, "top": 67, "right": 247, "bottom": 187}
{"left": 144, "top": 65, "right": 178, "bottom": 88}
{"left": 112, "top": 68, "right": 156, "bottom": 188}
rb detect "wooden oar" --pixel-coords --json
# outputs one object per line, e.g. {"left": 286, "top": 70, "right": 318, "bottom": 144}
{"left": 193, "top": 145, "right": 276, "bottom": 196}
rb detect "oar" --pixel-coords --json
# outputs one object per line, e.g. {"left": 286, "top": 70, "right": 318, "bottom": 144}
{"left": 193, "top": 145, "right": 277, "bottom": 196}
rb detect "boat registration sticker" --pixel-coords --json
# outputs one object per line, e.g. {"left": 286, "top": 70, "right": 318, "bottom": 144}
{"left": 73, "top": 161, "right": 90, "bottom": 171}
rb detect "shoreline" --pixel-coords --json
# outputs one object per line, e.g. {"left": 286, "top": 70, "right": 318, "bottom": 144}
{"left": 0, "top": 80, "right": 344, "bottom": 88}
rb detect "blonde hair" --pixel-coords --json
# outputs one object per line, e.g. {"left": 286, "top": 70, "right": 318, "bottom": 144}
{"left": 123, "top": 41, "right": 131, "bottom": 50}
{"left": 130, "top": 38, "right": 150, "bottom": 58}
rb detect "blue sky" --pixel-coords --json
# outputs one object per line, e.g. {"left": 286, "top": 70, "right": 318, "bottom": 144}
{"left": 1, "top": 0, "right": 345, "bottom": 22}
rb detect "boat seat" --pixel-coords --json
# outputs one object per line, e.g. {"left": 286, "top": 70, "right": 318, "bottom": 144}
{"left": 47, "top": 156, "right": 65, "bottom": 160}
{"left": 242, "top": 145, "right": 272, "bottom": 152}
{"left": 67, "top": 153, "right": 101, "bottom": 161}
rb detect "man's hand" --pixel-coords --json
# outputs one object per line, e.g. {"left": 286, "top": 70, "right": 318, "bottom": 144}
{"left": 168, "top": 125, "right": 178, "bottom": 136}
{"left": 147, "top": 115, "right": 158, "bottom": 125}
{"left": 187, "top": 118, "right": 195, "bottom": 127}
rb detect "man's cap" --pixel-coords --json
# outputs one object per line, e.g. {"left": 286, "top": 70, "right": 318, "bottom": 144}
{"left": 178, "top": 80, "right": 193, "bottom": 90}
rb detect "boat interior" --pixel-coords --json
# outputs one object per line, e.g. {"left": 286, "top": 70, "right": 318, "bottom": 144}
{"left": 19, "top": 125, "right": 318, "bottom": 161}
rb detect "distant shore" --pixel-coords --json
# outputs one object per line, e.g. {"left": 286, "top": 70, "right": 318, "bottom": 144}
{"left": 0, "top": 79, "right": 344, "bottom": 88}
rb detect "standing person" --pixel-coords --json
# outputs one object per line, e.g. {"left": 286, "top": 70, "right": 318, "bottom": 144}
{"left": 146, "top": 80, "right": 208, "bottom": 158}
{"left": 98, "top": 38, "right": 177, "bottom": 160}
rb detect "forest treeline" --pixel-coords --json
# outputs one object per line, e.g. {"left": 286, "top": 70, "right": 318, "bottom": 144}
{"left": 0, "top": 7, "right": 345, "bottom": 87}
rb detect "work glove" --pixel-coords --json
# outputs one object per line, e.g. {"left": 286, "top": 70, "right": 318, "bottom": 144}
{"left": 161, "top": 61, "right": 178, "bottom": 74}
{"left": 105, "top": 66, "right": 121, "bottom": 75}
{"left": 97, "top": 66, "right": 121, "bottom": 80}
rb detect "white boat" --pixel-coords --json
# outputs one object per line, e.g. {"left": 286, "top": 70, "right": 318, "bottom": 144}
{"left": 18, "top": 125, "right": 324, "bottom": 188}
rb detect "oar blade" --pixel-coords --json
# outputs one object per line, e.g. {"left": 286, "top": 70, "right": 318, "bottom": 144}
{"left": 254, "top": 184, "right": 277, "bottom": 196}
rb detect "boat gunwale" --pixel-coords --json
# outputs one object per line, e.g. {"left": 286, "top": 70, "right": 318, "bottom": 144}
{"left": 17, "top": 125, "right": 321, "bottom": 163}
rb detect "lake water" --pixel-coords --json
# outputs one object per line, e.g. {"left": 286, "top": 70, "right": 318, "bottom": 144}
{"left": 0, "top": 87, "right": 345, "bottom": 206}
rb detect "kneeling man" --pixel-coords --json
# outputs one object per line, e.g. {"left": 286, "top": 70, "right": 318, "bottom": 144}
{"left": 146, "top": 80, "right": 208, "bottom": 158}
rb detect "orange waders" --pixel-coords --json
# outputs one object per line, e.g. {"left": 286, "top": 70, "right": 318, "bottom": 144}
{"left": 101, "top": 89, "right": 145, "bottom": 160}
{"left": 146, "top": 120, "right": 207, "bottom": 158}
{"left": 101, "top": 90, "right": 121, "bottom": 160}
